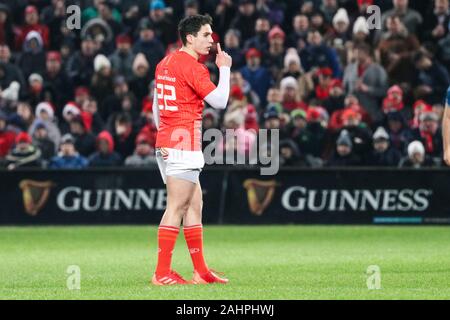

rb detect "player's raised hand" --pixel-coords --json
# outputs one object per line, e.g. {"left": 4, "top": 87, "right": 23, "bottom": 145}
{"left": 215, "top": 43, "right": 232, "bottom": 68}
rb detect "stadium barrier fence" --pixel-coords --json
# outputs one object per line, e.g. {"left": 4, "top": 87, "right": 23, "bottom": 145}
{"left": 1, "top": 167, "right": 450, "bottom": 225}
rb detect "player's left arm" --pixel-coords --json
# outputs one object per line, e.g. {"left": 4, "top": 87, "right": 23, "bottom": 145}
{"left": 442, "top": 86, "right": 450, "bottom": 166}
{"left": 204, "top": 43, "right": 232, "bottom": 110}
{"left": 204, "top": 66, "right": 231, "bottom": 109}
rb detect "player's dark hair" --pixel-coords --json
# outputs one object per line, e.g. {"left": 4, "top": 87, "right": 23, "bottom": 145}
{"left": 178, "top": 14, "right": 213, "bottom": 46}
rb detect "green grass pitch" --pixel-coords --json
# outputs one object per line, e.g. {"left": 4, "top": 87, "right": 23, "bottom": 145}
{"left": 1, "top": 225, "right": 450, "bottom": 299}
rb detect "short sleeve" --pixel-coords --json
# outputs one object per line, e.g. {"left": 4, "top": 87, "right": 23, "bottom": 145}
{"left": 187, "top": 63, "right": 216, "bottom": 99}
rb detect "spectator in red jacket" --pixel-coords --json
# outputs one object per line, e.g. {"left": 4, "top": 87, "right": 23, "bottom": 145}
{"left": 0, "top": 110, "right": 16, "bottom": 159}
{"left": 15, "top": 5, "right": 50, "bottom": 50}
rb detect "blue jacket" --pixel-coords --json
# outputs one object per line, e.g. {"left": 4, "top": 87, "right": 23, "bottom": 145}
{"left": 49, "top": 155, "right": 89, "bottom": 169}
{"left": 300, "top": 44, "right": 342, "bottom": 78}
{"left": 240, "top": 65, "right": 273, "bottom": 106}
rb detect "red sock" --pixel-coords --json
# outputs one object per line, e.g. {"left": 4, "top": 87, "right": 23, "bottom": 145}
{"left": 183, "top": 224, "right": 209, "bottom": 274}
{"left": 155, "top": 225, "right": 179, "bottom": 276}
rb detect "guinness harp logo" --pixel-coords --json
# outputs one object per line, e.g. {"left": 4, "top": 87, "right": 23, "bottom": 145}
{"left": 19, "top": 180, "right": 55, "bottom": 216}
{"left": 243, "top": 179, "right": 279, "bottom": 216}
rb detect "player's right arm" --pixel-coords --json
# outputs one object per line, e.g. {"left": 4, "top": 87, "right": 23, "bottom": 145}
{"left": 204, "top": 43, "right": 232, "bottom": 110}
{"left": 152, "top": 88, "right": 160, "bottom": 130}
{"left": 442, "top": 86, "right": 450, "bottom": 165}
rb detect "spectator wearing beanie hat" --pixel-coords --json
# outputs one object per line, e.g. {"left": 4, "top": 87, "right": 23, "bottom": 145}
{"left": 109, "top": 34, "right": 136, "bottom": 81}
{"left": 31, "top": 120, "right": 55, "bottom": 164}
{"left": 410, "top": 100, "right": 433, "bottom": 129}
{"left": 367, "top": 126, "right": 401, "bottom": 166}
{"left": 280, "top": 76, "right": 308, "bottom": 111}
{"left": 203, "top": 108, "right": 220, "bottom": 131}
{"left": 281, "top": 48, "right": 303, "bottom": 79}
{"left": 327, "top": 129, "right": 361, "bottom": 167}
{"left": 244, "top": 104, "right": 259, "bottom": 131}
{"left": 60, "top": 102, "right": 82, "bottom": 134}
{"left": 5, "top": 131, "right": 42, "bottom": 170}
{"left": 297, "top": 107, "right": 327, "bottom": 161}
{"left": 43, "top": 50, "right": 72, "bottom": 109}
{"left": 385, "top": 111, "right": 413, "bottom": 154}
{"left": 240, "top": 47, "right": 273, "bottom": 107}
{"left": 124, "top": 133, "right": 158, "bottom": 168}
{"left": 17, "top": 31, "right": 46, "bottom": 81}
{"left": 219, "top": 107, "right": 257, "bottom": 164}
{"left": 313, "top": 67, "right": 337, "bottom": 101}
{"left": 410, "top": 110, "right": 443, "bottom": 160}
{"left": 26, "top": 72, "right": 46, "bottom": 107}
{"left": 15, "top": 5, "right": 50, "bottom": 50}
{"left": 399, "top": 140, "right": 434, "bottom": 168}
{"left": 30, "top": 102, "right": 61, "bottom": 151}
{"left": 88, "top": 130, "right": 122, "bottom": 167}
{"left": 322, "top": 78, "right": 345, "bottom": 116}
{"left": 382, "top": 84, "right": 404, "bottom": 113}
{"left": 338, "top": 107, "right": 373, "bottom": 162}
{"left": 279, "top": 138, "right": 304, "bottom": 167}
{"left": 326, "top": 8, "right": 352, "bottom": 68}
{"left": 91, "top": 54, "right": 114, "bottom": 106}
{"left": 130, "top": 53, "right": 153, "bottom": 103}
{"left": 266, "top": 25, "right": 286, "bottom": 81}
{"left": 144, "top": 0, "right": 178, "bottom": 47}
{"left": 49, "top": 133, "right": 88, "bottom": 169}
{"left": 288, "top": 109, "right": 309, "bottom": 152}
{"left": 352, "top": 16, "right": 370, "bottom": 44}
{"left": 74, "top": 86, "right": 91, "bottom": 109}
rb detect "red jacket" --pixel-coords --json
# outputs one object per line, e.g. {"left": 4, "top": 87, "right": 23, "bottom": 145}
{"left": 15, "top": 24, "right": 50, "bottom": 49}
{"left": 0, "top": 130, "right": 16, "bottom": 157}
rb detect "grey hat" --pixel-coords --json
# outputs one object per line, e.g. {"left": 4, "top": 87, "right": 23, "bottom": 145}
{"left": 61, "top": 133, "right": 75, "bottom": 145}
{"left": 337, "top": 130, "right": 352, "bottom": 148}
{"left": 373, "top": 126, "right": 389, "bottom": 141}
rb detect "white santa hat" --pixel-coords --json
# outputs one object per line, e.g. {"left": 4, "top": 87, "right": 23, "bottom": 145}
{"left": 283, "top": 48, "right": 302, "bottom": 71}
{"left": 280, "top": 76, "right": 298, "bottom": 90}
{"left": 333, "top": 8, "right": 350, "bottom": 28}
{"left": 28, "top": 73, "right": 43, "bottom": 84}
{"left": 407, "top": 141, "right": 425, "bottom": 157}
{"left": 353, "top": 16, "right": 369, "bottom": 35}
{"left": 35, "top": 102, "right": 54, "bottom": 119}
{"left": 94, "top": 54, "right": 111, "bottom": 72}
{"left": 63, "top": 102, "right": 81, "bottom": 119}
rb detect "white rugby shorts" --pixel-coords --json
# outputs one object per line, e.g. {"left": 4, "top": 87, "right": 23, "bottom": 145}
{"left": 155, "top": 147, "right": 204, "bottom": 184}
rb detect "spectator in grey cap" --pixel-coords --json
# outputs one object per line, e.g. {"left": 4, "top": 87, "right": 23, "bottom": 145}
{"left": 327, "top": 130, "right": 361, "bottom": 167}
{"left": 48, "top": 133, "right": 89, "bottom": 169}
{"left": 367, "top": 126, "right": 402, "bottom": 166}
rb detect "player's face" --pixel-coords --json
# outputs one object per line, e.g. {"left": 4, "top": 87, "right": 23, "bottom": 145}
{"left": 191, "top": 24, "right": 214, "bottom": 56}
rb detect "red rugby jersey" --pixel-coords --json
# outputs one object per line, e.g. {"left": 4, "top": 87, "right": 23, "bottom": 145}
{"left": 154, "top": 50, "right": 216, "bottom": 151}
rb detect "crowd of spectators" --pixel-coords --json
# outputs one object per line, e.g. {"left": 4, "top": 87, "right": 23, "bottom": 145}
{"left": 0, "top": 0, "right": 449, "bottom": 170}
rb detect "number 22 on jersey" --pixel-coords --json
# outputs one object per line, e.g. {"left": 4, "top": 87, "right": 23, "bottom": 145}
{"left": 157, "top": 83, "right": 178, "bottom": 111}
